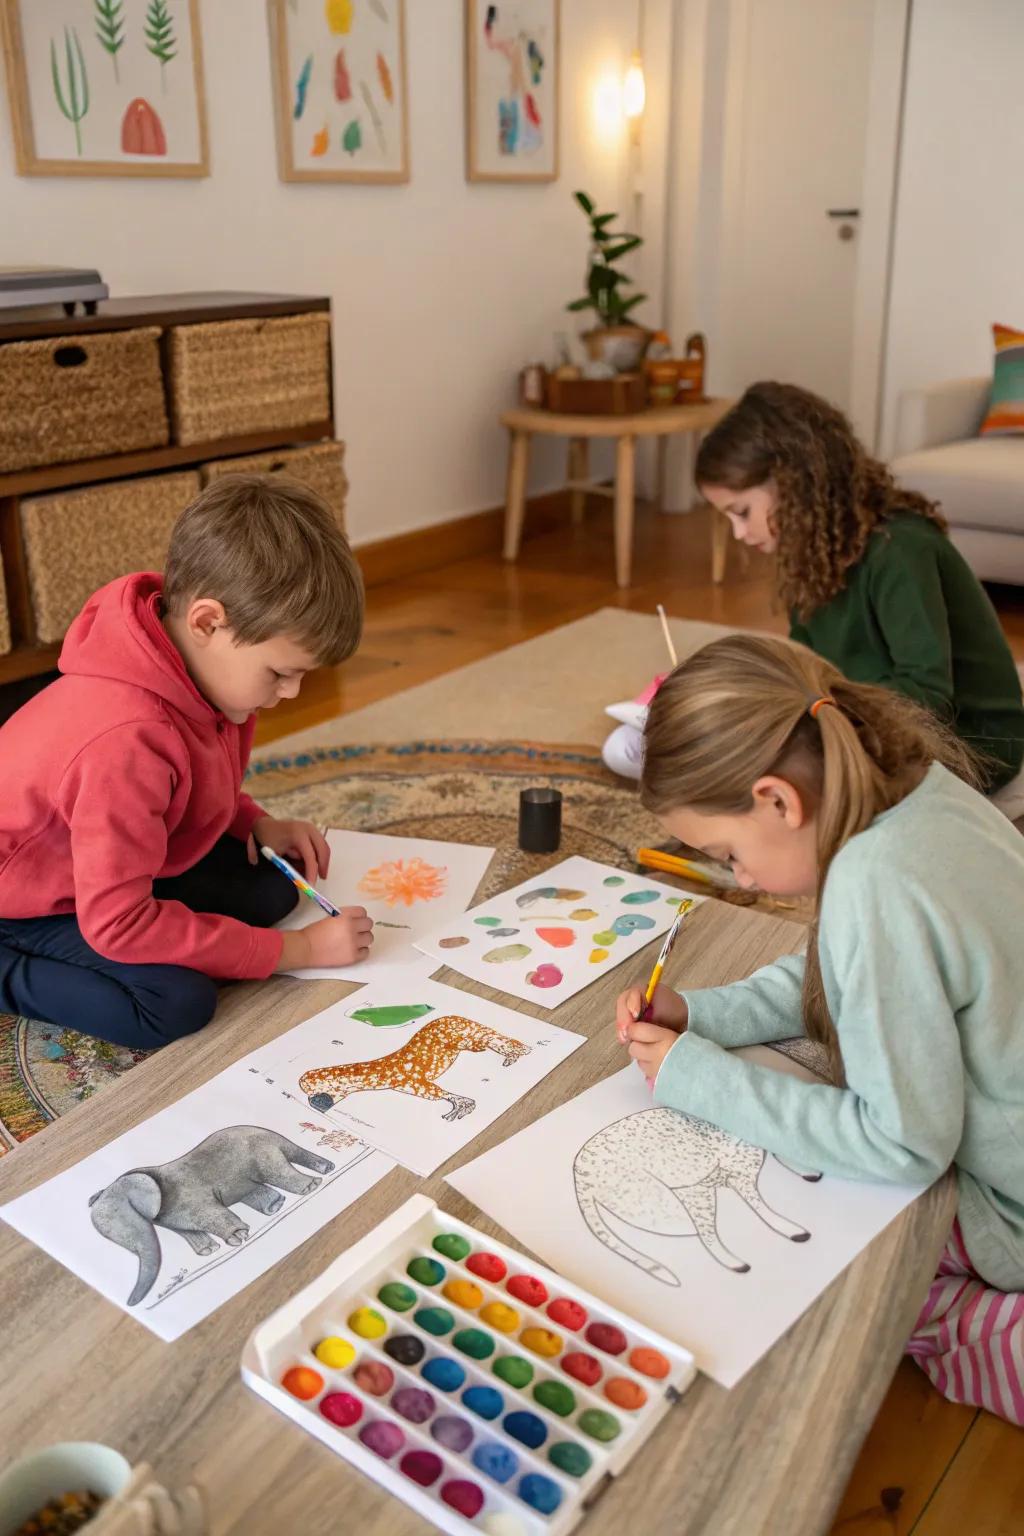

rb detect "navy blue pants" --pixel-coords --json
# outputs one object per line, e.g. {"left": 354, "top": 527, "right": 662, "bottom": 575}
{"left": 0, "top": 835, "right": 298, "bottom": 1051}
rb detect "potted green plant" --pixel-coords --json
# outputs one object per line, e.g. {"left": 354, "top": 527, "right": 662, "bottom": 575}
{"left": 568, "top": 190, "right": 649, "bottom": 372}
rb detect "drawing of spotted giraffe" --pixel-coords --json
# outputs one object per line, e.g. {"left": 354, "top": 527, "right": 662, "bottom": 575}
{"left": 299, "top": 1015, "right": 531, "bottom": 1122}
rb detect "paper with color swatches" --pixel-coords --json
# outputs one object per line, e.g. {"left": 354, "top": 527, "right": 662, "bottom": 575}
{"left": 414, "top": 855, "right": 703, "bottom": 1008}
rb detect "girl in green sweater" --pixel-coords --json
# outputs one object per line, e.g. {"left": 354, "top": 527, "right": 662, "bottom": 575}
{"left": 617, "top": 633, "right": 1024, "bottom": 1423}
{"left": 696, "top": 381, "right": 1024, "bottom": 792}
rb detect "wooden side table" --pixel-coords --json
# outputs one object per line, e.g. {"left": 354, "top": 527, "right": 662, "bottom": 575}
{"left": 500, "top": 398, "right": 732, "bottom": 588}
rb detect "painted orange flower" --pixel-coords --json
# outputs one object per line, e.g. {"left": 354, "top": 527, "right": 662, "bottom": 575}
{"left": 359, "top": 857, "right": 448, "bottom": 907}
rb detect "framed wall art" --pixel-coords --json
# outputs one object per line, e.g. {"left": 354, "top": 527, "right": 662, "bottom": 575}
{"left": 1, "top": 0, "right": 209, "bottom": 177}
{"left": 465, "top": 0, "right": 559, "bottom": 183}
{"left": 269, "top": 0, "right": 409, "bottom": 184}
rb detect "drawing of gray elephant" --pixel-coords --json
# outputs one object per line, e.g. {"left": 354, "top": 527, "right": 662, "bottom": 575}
{"left": 88, "top": 1126, "right": 335, "bottom": 1306}
{"left": 573, "top": 1108, "right": 820, "bottom": 1285}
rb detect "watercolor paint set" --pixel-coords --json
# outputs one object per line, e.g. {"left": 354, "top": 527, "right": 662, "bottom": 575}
{"left": 241, "top": 1195, "right": 696, "bottom": 1535}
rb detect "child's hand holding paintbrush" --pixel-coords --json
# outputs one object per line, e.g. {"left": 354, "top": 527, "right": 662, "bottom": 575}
{"left": 615, "top": 903, "right": 692, "bottom": 1084}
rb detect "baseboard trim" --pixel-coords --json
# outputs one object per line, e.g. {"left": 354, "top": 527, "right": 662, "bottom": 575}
{"left": 355, "top": 489, "right": 571, "bottom": 589}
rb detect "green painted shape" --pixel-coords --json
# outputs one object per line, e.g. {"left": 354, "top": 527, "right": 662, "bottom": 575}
{"left": 378, "top": 1282, "right": 417, "bottom": 1312}
{"left": 407, "top": 1256, "right": 445, "bottom": 1286}
{"left": 483, "top": 943, "right": 531, "bottom": 964}
{"left": 349, "top": 1003, "right": 434, "bottom": 1029}
{"left": 549, "top": 1441, "right": 592, "bottom": 1477}
{"left": 579, "top": 1408, "right": 621, "bottom": 1442}
{"left": 474, "top": 916, "right": 502, "bottom": 927}
{"left": 602, "top": 876, "right": 625, "bottom": 887}
{"left": 342, "top": 117, "right": 362, "bottom": 154}
{"left": 454, "top": 1327, "right": 495, "bottom": 1360}
{"left": 494, "top": 1355, "right": 534, "bottom": 1388}
{"left": 592, "top": 929, "right": 618, "bottom": 947}
{"left": 50, "top": 26, "right": 89, "bottom": 155}
{"left": 414, "top": 1306, "right": 454, "bottom": 1336}
{"left": 534, "top": 1380, "right": 576, "bottom": 1417}
{"left": 144, "top": 0, "right": 177, "bottom": 67}
{"left": 433, "top": 1232, "right": 471, "bottom": 1260}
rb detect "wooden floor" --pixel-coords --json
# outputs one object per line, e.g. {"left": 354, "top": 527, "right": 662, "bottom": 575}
{"left": 257, "top": 496, "right": 1024, "bottom": 1531}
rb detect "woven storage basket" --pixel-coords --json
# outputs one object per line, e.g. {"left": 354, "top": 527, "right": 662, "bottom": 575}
{"left": 0, "top": 563, "right": 10, "bottom": 655}
{"left": 167, "top": 314, "right": 331, "bottom": 445}
{"left": 20, "top": 470, "right": 199, "bottom": 644}
{"left": 200, "top": 440, "right": 348, "bottom": 530}
{"left": 0, "top": 327, "right": 168, "bottom": 474}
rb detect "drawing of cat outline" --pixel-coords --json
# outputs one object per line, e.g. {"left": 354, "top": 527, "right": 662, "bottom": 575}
{"left": 573, "top": 1107, "right": 820, "bottom": 1284}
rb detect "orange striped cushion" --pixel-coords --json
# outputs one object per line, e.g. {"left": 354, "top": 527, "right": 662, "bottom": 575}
{"left": 980, "top": 323, "right": 1024, "bottom": 436}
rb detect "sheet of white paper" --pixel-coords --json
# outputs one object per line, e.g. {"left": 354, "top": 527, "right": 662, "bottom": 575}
{"left": 414, "top": 855, "right": 701, "bottom": 1008}
{"left": 245, "top": 980, "right": 584, "bottom": 1177}
{"left": 447, "top": 1051, "right": 926, "bottom": 1387}
{"left": 278, "top": 829, "right": 494, "bottom": 982}
{"left": 0, "top": 1058, "right": 392, "bottom": 1342}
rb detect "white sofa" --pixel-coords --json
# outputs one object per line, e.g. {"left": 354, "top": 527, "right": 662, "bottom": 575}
{"left": 890, "top": 376, "right": 1024, "bottom": 584}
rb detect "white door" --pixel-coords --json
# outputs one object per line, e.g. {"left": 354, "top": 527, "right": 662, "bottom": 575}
{"left": 714, "top": 0, "right": 878, "bottom": 411}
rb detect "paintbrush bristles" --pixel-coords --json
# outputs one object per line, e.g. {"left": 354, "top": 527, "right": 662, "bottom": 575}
{"left": 656, "top": 604, "right": 679, "bottom": 669}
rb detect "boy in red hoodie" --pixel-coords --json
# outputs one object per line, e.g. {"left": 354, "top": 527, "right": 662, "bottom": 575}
{"left": 0, "top": 473, "right": 372, "bottom": 1049}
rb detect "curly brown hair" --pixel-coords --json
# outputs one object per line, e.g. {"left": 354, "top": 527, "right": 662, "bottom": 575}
{"left": 695, "top": 381, "right": 946, "bottom": 619}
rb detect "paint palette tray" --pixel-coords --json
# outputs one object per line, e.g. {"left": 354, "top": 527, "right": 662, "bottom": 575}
{"left": 242, "top": 1195, "right": 696, "bottom": 1535}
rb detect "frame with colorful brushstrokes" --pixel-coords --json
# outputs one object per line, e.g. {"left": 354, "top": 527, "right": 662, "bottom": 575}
{"left": 465, "top": 0, "right": 559, "bottom": 184}
{"left": 1, "top": 0, "right": 208, "bottom": 178}
{"left": 269, "top": 0, "right": 409, "bottom": 184}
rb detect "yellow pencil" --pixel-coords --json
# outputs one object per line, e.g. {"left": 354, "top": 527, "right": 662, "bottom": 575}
{"left": 640, "top": 900, "right": 693, "bottom": 1018}
{"left": 637, "top": 847, "right": 720, "bottom": 886}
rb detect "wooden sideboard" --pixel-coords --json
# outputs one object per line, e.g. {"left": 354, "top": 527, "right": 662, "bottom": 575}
{"left": 0, "top": 291, "right": 335, "bottom": 686}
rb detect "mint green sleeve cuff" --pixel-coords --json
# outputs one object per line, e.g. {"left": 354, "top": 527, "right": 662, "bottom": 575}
{"left": 653, "top": 1032, "right": 949, "bottom": 1185}
{"left": 681, "top": 954, "right": 806, "bottom": 1049}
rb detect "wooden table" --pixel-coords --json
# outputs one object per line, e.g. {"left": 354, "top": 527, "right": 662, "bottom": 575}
{"left": 0, "top": 897, "right": 955, "bottom": 1535}
{"left": 500, "top": 400, "right": 732, "bottom": 589}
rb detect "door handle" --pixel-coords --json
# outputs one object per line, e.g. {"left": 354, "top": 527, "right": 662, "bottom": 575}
{"left": 826, "top": 208, "right": 860, "bottom": 218}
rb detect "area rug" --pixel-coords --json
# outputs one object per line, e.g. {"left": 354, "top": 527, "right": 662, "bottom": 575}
{"left": 255, "top": 609, "right": 1024, "bottom": 823}
{"left": 0, "top": 740, "right": 677, "bottom": 1153}
{"left": 253, "top": 609, "right": 742, "bottom": 760}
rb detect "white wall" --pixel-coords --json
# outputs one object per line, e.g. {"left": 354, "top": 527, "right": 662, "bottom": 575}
{"left": 881, "top": 0, "right": 1024, "bottom": 453}
{"left": 0, "top": 0, "right": 638, "bottom": 546}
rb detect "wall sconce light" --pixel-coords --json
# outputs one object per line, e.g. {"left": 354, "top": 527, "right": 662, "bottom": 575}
{"left": 623, "top": 50, "right": 646, "bottom": 120}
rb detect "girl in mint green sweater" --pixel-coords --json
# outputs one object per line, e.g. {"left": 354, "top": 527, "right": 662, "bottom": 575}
{"left": 617, "top": 632, "right": 1024, "bottom": 1423}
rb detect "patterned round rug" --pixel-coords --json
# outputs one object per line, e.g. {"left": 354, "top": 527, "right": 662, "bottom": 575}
{"left": 0, "top": 740, "right": 803, "bottom": 1153}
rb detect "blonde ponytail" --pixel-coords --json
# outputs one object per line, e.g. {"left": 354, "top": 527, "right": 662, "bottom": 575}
{"left": 642, "top": 635, "right": 979, "bottom": 1081}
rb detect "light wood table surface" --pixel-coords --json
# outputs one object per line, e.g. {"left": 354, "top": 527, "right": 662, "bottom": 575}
{"left": 0, "top": 898, "right": 954, "bottom": 1536}
{"left": 500, "top": 400, "right": 733, "bottom": 589}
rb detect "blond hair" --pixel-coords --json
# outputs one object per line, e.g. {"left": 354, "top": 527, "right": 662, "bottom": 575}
{"left": 163, "top": 473, "right": 363, "bottom": 665}
{"left": 642, "top": 635, "right": 979, "bottom": 1080}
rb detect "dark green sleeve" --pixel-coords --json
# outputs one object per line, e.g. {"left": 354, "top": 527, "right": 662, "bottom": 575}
{"left": 789, "top": 614, "right": 812, "bottom": 649}
{"left": 867, "top": 544, "right": 954, "bottom": 716}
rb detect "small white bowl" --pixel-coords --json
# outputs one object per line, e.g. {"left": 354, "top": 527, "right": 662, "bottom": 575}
{"left": 0, "top": 1442, "right": 131, "bottom": 1536}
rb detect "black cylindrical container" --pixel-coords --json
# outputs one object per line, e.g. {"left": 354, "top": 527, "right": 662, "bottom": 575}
{"left": 518, "top": 787, "right": 562, "bottom": 853}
